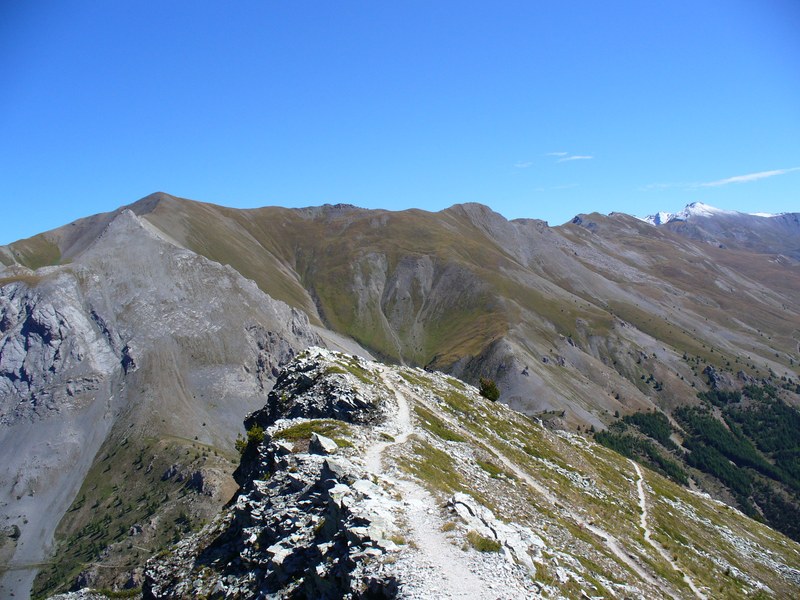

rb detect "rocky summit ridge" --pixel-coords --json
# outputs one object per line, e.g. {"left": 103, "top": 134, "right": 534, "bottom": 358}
{"left": 136, "top": 348, "right": 798, "bottom": 599}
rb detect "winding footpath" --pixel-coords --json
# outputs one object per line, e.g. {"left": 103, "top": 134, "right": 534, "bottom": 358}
{"left": 403, "top": 383, "right": 665, "bottom": 591}
{"left": 365, "top": 369, "right": 707, "bottom": 598}
{"left": 630, "top": 459, "right": 707, "bottom": 599}
{"left": 365, "top": 373, "right": 497, "bottom": 599}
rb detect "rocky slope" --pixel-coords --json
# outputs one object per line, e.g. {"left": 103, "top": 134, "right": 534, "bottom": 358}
{"left": 142, "top": 348, "right": 800, "bottom": 599}
{"left": 0, "top": 210, "right": 330, "bottom": 598}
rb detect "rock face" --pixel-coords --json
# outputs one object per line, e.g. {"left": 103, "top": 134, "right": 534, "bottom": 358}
{"left": 246, "top": 353, "right": 385, "bottom": 430}
{"left": 0, "top": 275, "right": 119, "bottom": 423}
{"left": 145, "top": 445, "right": 402, "bottom": 599}
{"left": 143, "top": 348, "right": 800, "bottom": 599}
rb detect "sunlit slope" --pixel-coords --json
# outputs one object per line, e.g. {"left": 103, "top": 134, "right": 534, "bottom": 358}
{"left": 3, "top": 193, "right": 798, "bottom": 430}
{"left": 144, "top": 348, "right": 800, "bottom": 599}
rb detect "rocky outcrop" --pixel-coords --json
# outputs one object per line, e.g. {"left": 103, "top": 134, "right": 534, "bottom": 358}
{"left": 144, "top": 350, "right": 401, "bottom": 599}
{"left": 145, "top": 448, "right": 401, "bottom": 599}
{"left": 448, "top": 492, "right": 545, "bottom": 575}
{"left": 245, "top": 351, "right": 384, "bottom": 431}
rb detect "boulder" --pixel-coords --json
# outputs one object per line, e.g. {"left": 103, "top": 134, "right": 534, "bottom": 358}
{"left": 309, "top": 432, "right": 339, "bottom": 455}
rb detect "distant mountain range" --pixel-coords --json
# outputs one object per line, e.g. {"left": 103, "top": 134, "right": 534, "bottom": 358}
{"left": 1, "top": 193, "right": 798, "bottom": 598}
{"left": 639, "top": 201, "right": 785, "bottom": 225}
{"left": 639, "top": 201, "right": 800, "bottom": 258}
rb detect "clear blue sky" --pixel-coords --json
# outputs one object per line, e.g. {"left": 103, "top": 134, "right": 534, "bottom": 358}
{"left": 1, "top": 0, "right": 798, "bottom": 244}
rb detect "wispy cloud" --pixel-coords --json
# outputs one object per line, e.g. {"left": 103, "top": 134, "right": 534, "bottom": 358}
{"left": 698, "top": 167, "right": 800, "bottom": 187}
{"left": 544, "top": 151, "right": 593, "bottom": 162}
{"left": 534, "top": 183, "right": 579, "bottom": 192}
{"left": 514, "top": 161, "right": 533, "bottom": 169}
{"left": 639, "top": 182, "right": 682, "bottom": 192}
{"left": 642, "top": 166, "right": 800, "bottom": 192}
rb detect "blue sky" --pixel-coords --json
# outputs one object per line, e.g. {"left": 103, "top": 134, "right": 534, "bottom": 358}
{"left": 1, "top": 0, "right": 798, "bottom": 244}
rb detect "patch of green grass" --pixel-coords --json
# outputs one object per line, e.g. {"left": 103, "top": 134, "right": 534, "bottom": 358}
{"left": 399, "top": 370, "right": 428, "bottom": 387}
{"left": 466, "top": 530, "right": 501, "bottom": 552}
{"left": 414, "top": 405, "right": 467, "bottom": 443}
{"left": 273, "top": 419, "right": 352, "bottom": 442}
{"left": 93, "top": 588, "right": 142, "bottom": 599}
{"left": 441, "top": 390, "right": 475, "bottom": 415}
{"left": 447, "top": 376, "right": 467, "bottom": 391}
{"left": 389, "top": 534, "right": 407, "bottom": 545}
{"left": 476, "top": 459, "right": 509, "bottom": 479}
{"left": 404, "top": 437, "right": 464, "bottom": 495}
{"left": 326, "top": 359, "right": 374, "bottom": 385}
{"left": 0, "top": 273, "right": 47, "bottom": 287}
{"left": 7, "top": 234, "right": 62, "bottom": 269}
{"left": 534, "top": 561, "right": 551, "bottom": 583}
{"left": 522, "top": 444, "right": 543, "bottom": 459}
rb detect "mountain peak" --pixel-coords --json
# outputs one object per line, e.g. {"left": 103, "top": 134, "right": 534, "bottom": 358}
{"left": 127, "top": 191, "right": 180, "bottom": 215}
{"left": 674, "top": 201, "right": 733, "bottom": 219}
{"left": 640, "top": 202, "right": 735, "bottom": 225}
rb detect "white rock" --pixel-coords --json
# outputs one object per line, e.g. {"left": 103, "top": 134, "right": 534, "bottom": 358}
{"left": 310, "top": 432, "right": 339, "bottom": 455}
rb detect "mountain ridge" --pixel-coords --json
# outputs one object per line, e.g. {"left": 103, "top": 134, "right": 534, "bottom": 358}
{"left": 1, "top": 193, "right": 799, "bottom": 598}
{"left": 141, "top": 347, "right": 800, "bottom": 599}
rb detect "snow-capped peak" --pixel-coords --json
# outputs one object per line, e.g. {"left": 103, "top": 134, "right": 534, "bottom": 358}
{"left": 640, "top": 202, "right": 734, "bottom": 225}
{"left": 640, "top": 211, "right": 674, "bottom": 226}
{"left": 673, "top": 202, "right": 733, "bottom": 219}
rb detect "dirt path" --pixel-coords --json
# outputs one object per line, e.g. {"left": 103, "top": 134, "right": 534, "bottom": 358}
{"left": 404, "top": 387, "right": 667, "bottom": 591}
{"left": 364, "top": 374, "right": 412, "bottom": 474}
{"left": 487, "top": 436, "right": 661, "bottom": 588}
{"left": 364, "top": 373, "right": 504, "bottom": 599}
{"left": 631, "top": 460, "right": 707, "bottom": 599}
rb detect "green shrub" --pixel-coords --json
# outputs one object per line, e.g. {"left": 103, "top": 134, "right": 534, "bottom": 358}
{"left": 479, "top": 377, "right": 500, "bottom": 402}
{"left": 236, "top": 425, "right": 265, "bottom": 455}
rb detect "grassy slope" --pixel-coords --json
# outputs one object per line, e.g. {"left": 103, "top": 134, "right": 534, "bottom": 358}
{"left": 394, "top": 363, "right": 800, "bottom": 598}
{"left": 32, "top": 427, "right": 237, "bottom": 597}
{"left": 1, "top": 233, "right": 62, "bottom": 269}
{"left": 143, "top": 200, "right": 516, "bottom": 367}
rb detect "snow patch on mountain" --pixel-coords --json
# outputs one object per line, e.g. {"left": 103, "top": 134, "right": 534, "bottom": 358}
{"left": 640, "top": 202, "right": 740, "bottom": 225}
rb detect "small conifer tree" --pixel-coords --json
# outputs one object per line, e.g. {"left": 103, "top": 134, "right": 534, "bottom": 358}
{"left": 479, "top": 377, "right": 500, "bottom": 402}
